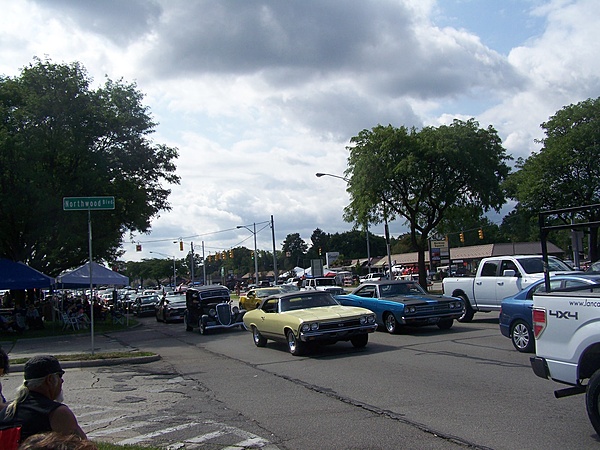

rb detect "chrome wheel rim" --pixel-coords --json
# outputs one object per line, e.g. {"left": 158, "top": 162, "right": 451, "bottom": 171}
{"left": 513, "top": 323, "right": 530, "bottom": 350}
{"left": 287, "top": 332, "right": 297, "bottom": 353}
{"left": 385, "top": 315, "right": 396, "bottom": 332}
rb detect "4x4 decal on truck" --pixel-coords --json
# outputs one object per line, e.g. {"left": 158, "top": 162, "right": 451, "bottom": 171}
{"left": 549, "top": 310, "right": 579, "bottom": 320}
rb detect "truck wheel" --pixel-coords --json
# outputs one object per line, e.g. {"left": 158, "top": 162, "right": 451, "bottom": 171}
{"left": 586, "top": 369, "right": 600, "bottom": 436}
{"left": 457, "top": 295, "right": 474, "bottom": 323}
{"left": 510, "top": 320, "right": 534, "bottom": 353}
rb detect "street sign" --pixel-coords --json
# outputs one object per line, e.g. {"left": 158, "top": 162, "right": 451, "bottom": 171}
{"left": 63, "top": 196, "right": 115, "bottom": 211}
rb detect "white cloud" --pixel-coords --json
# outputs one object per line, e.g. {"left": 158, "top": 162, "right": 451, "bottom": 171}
{"left": 1, "top": 0, "right": 599, "bottom": 261}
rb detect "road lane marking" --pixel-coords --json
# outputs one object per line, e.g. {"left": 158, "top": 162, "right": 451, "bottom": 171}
{"left": 117, "top": 422, "right": 200, "bottom": 445}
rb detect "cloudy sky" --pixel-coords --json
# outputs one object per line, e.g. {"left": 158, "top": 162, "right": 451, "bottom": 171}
{"left": 2, "top": 0, "right": 599, "bottom": 262}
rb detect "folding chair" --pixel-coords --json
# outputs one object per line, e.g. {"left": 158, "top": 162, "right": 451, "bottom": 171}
{"left": 111, "top": 310, "right": 125, "bottom": 325}
{"left": 61, "top": 313, "right": 79, "bottom": 331}
{"left": 0, "top": 426, "right": 21, "bottom": 450}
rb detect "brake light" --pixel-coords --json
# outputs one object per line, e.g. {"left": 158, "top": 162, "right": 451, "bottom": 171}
{"left": 532, "top": 308, "right": 546, "bottom": 338}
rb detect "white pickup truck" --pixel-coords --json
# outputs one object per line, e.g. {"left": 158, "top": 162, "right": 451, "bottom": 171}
{"left": 442, "top": 255, "right": 575, "bottom": 322}
{"left": 530, "top": 283, "right": 600, "bottom": 435}
{"left": 301, "top": 277, "right": 345, "bottom": 295}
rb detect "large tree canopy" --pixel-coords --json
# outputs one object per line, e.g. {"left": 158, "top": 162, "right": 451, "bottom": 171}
{"left": 0, "top": 59, "right": 180, "bottom": 275}
{"left": 505, "top": 97, "right": 600, "bottom": 261}
{"left": 344, "top": 119, "right": 511, "bottom": 287}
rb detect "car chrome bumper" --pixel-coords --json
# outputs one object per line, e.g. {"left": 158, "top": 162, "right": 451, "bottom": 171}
{"left": 401, "top": 312, "right": 462, "bottom": 324}
{"left": 300, "top": 324, "right": 377, "bottom": 342}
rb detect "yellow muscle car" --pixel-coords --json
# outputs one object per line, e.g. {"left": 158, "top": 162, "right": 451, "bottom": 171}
{"left": 243, "top": 290, "right": 377, "bottom": 356}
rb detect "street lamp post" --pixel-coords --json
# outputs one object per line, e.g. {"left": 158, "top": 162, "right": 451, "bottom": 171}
{"left": 315, "top": 172, "right": 372, "bottom": 273}
{"left": 150, "top": 251, "right": 177, "bottom": 288}
{"left": 237, "top": 223, "right": 259, "bottom": 285}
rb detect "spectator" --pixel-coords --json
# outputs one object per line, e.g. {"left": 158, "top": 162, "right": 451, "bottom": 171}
{"left": 18, "top": 431, "right": 97, "bottom": 449}
{"left": 25, "top": 305, "right": 44, "bottom": 330}
{"left": 0, "top": 347, "right": 9, "bottom": 408}
{"left": 0, "top": 355, "right": 87, "bottom": 441}
{"left": 0, "top": 314, "right": 23, "bottom": 333}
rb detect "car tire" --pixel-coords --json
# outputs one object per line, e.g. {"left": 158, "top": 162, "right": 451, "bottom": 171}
{"left": 287, "top": 330, "right": 305, "bottom": 356}
{"left": 384, "top": 313, "right": 398, "bottom": 334}
{"left": 587, "top": 369, "right": 600, "bottom": 436}
{"left": 457, "top": 295, "right": 474, "bottom": 323}
{"left": 184, "top": 314, "right": 193, "bottom": 332}
{"left": 510, "top": 319, "right": 534, "bottom": 353}
{"left": 437, "top": 319, "right": 453, "bottom": 330}
{"left": 252, "top": 326, "right": 267, "bottom": 347}
{"left": 199, "top": 317, "right": 209, "bottom": 335}
{"left": 351, "top": 334, "right": 368, "bottom": 348}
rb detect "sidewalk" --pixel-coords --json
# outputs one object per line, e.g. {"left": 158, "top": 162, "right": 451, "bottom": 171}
{"left": 0, "top": 331, "right": 159, "bottom": 372}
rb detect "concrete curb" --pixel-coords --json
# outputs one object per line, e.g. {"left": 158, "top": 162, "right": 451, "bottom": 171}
{"left": 9, "top": 354, "right": 161, "bottom": 373}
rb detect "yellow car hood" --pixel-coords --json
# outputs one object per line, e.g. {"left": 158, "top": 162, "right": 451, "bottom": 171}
{"left": 284, "top": 305, "right": 370, "bottom": 321}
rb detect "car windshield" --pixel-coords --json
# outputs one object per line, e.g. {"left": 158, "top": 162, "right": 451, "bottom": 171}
{"left": 140, "top": 296, "right": 157, "bottom": 304}
{"left": 256, "top": 288, "right": 283, "bottom": 298}
{"left": 379, "top": 282, "right": 426, "bottom": 297}
{"left": 519, "top": 257, "right": 572, "bottom": 274}
{"left": 168, "top": 299, "right": 187, "bottom": 307}
{"left": 280, "top": 293, "right": 338, "bottom": 312}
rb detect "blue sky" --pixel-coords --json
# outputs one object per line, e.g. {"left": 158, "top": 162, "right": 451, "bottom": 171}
{"left": 1, "top": 0, "right": 598, "bottom": 263}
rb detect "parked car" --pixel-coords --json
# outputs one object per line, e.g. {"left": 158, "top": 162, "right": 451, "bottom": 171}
{"left": 239, "top": 287, "right": 285, "bottom": 311}
{"left": 184, "top": 286, "right": 245, "bottom": 334}
{"left": 359, "top": 272, "right": 386, "bottom": 283}
{"left": 133, "top": 294, "right": 159, "bottom": 317}
{"left": 499, "top": 274, "right": 600, "bottom": 353}
{"left": 242, "top": 290, "right": 377, "bottom": 356}
{"left": 155, "top": 295, "right": 187, "bottom": 323}
{"left": 336, "top": 280, "right": 463, "bottom": 333}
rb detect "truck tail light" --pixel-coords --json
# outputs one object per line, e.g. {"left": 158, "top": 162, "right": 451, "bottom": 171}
{"left": 532, "top": 308, "right": 546, "bottom": 338}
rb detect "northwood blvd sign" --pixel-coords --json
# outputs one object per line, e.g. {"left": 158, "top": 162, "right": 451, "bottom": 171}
{"left": 63, "top": 196, "right": 115, "bottom": 211}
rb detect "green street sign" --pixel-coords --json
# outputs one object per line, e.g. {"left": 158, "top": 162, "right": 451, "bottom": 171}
{"left": 63, "top": 196, "right": 115, "bottom": 211}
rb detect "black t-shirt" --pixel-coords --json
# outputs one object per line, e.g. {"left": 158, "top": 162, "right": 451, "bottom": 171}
{"left": 0, "top": 391, "right": 63, "bottom": 440}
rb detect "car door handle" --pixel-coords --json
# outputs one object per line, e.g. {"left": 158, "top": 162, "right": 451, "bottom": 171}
{"left": 497, "top": 281, "right": 504, "bottom": 286}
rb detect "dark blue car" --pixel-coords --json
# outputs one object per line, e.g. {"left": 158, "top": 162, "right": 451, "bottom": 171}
{"left": 336, "top": 280, "right": 463, "bottom": 333}
{"left": 499, "top": 274, "right": 600, "bottom": 353}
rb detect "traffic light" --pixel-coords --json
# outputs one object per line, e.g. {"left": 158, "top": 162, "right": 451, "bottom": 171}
{"left": 459, "top": 232, "right": 465, "bottom": 243}
{"left": 229, "top": 250, "right": 234, "bottom": 258}
{"left": 222, "top": 251, "right": 226, "bottom": 259}
{"left": 251, "top": 251, "right": 254, "bottom": 259}
{"left": 135, "top": 244, "right": 142, "bottom": 252}
{"left": 318, "top": 247, "right": 322, "bottom": 256}
{"left": 179, "top": 241, "right": 184, "bottom": 251}
{"left": 478, "top": 229, "right": 484, "bottom": 240}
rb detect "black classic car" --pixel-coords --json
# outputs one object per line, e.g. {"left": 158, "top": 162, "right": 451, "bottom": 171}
{"left": 184, "top": 286, "right": 245, "bottom": 334}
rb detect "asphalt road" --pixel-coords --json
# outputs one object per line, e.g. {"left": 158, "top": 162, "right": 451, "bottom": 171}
{"left": 3, "top": 314, "right": 599, "bottom": 449}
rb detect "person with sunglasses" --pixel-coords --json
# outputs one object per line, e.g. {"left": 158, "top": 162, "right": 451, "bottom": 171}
{"left": 0, "top": 355, "right": 87, "bottom": 442}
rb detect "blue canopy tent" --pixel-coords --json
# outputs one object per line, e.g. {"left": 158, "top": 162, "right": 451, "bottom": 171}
{"left": 0, "top": 259, "right": 54, "bottom": 290}
{"left": 56, "top": 261, "right": 129, "bottom": 287}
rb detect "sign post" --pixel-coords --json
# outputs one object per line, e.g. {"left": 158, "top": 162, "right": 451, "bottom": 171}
{"left": 63, "top": 196, "right": 115, "bottom": 354}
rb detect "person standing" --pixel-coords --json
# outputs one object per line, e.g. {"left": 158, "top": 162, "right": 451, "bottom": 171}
{"left": 0, "top": 355, "right": 87, "bottom": 441}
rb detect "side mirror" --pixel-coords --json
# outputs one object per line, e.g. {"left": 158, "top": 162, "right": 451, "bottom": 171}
{"left": 503, "top": 269, "right": 517, "bottom": 277}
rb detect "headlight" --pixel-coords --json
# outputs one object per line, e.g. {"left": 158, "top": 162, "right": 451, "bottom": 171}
{"left": 208, "top": 308, "right": 217, "bottom": 317}
{"left": 360, "top": 316, "right": 367, "bottom": 324}
{"left": 301, "top": 323, "right": 319, "bottom": 332}
{"left": 405, "top": 306, "right": 416, "bottom": 314}
{"left": 368, "top": 315, "right": 376, "bottom": 324}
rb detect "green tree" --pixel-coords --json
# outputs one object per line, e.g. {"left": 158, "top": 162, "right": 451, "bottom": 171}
{"left": 0, "top": 58, "right": 180, "bottom": 275}
{"left": 506, "top": 97, "right": 600, "bottom": 261}
{"left": 344, "top": 120, "right": 511, "bottom": 287}
{"left": 281, "top": 233, "right": 308, "bottom": 269}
